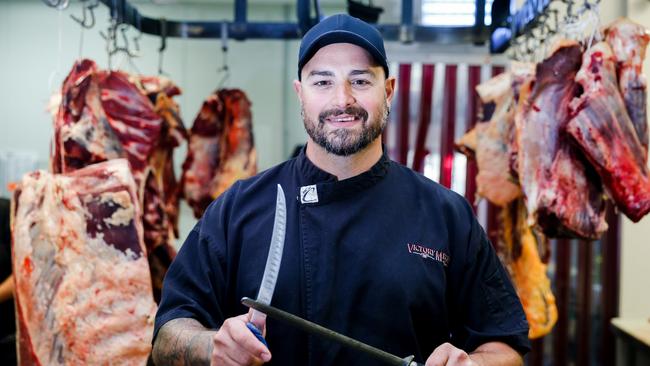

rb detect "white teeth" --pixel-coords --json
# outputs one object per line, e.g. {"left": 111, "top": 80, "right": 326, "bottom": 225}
{"left": 333, "top": 116, "right": 355, "bottom": 122}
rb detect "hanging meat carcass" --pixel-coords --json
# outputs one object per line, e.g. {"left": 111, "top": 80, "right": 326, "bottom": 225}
{"left": 474, "top": 71, "right": 521, "bottom": 206}
{"left": 514, "top": 41, "right": 607, "bottom": 239}
{"left": 508, "top": 62, "right": 537, "bottom": 181}
{"left": 455, "top": 123, "right": 485, "bottom": 160}
{"left": 53, "top": 60, "right": 162, "bottom": 178}
{"left": 52, "top": 59, "right": 128, "bottom": 173}
{"left": 498, "top": 199, "right": 557, "bottom": 339}
{"left": 53, "top": 59, "right": 183, "bottom": 301}
{"left": 605, "top": 18, "right": 650, "bottom": 157}
{"left": 12, "top": 159, "right": 156, "bottom": 366}
{"left": 132, "top": 75, "right": 187, "bottom": 298}
{"left": 567, "top": 42, "right": 650, "bottom": 222}
{"left": 182, "top": 89, "right": 257, "bottom": 218}
{"left": 141, "top": 76, "right": 185, "bottom": 237}
{"left": 476, "top": 63, "right": 537, "bottom": 206}
{"left": 455, "top": 62, "right": 534, "bottom": 206}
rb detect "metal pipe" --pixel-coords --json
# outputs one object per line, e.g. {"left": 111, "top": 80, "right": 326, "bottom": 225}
{"left": 95, "top": 0, "right": 491, "bottom": 42}
{"left": 232, "top": 0, "right": 248, "bottom": 40}
{"left": 234, "top": 0, "right": 247, "bottom": 24}
{"left": 296, "top": 0, "right": 312, "bottom": 36}
{"left": 474, "top": 0, "right": 486, "bottom": 44}
{"left": 399, "top": 0, "right": 414, "bottom": 43}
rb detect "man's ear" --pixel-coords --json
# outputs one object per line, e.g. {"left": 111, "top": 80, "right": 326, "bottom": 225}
{"left": 384, "top": 76, "right": 397, "bottom": 104}
{"left": 293, "top": 79, "right": 303, "bottom": 103}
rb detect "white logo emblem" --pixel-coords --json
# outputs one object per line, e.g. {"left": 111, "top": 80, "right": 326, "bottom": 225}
{"left": 300, "top": 185, "right": 318, "bottom": 204}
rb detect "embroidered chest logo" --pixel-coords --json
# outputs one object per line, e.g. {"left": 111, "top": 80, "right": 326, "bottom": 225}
{"left": 300, "top": 185, "right": 318, "bottom": 204}
{"left": 407, "top": 243, "right": 450, "bottom": 266}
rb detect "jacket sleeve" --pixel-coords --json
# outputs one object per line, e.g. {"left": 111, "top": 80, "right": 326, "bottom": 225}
{"left": 152, "top": 185, "right": 237, "bottom": 342}
{"left": 446, "top": 200, "right": 531, "bottom": 355}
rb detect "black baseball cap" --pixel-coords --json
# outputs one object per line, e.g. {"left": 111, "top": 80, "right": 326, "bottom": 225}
{"left": 298, "top": 14, "right": 389, "bottom": 80}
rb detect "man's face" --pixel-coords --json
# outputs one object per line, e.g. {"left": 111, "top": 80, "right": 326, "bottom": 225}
{"left": 293, "top": 43, "right": 395, "bottom": 156}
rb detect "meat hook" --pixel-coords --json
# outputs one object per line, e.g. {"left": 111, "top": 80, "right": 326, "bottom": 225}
{"left": 70, "top": 0, "right": 99, "bottom": 29}
{"left": 159, "top": 18, "right": 168, "bottom": 76}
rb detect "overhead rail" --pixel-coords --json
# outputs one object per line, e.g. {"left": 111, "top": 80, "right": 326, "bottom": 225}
{"left": 44, "top": 0, "right": 498, "bottom": 45}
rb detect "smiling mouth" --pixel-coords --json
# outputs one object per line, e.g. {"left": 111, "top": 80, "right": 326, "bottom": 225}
{"left": 319, "top": 106, "right": 369, "bottom": 126}
{"left": 325, "top": 114, "right": 362, "bottom": 125}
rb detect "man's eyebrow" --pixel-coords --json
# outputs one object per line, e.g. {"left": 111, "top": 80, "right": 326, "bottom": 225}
{"left": 350, "top": 69, "right": 375, "bottom": 77}
{"left": 308, "top": 70, "right": 334, "bottom": 78}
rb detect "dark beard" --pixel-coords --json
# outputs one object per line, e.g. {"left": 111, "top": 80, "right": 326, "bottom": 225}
{"left": 302, "top": 102, "right": 389, "bottom": 156}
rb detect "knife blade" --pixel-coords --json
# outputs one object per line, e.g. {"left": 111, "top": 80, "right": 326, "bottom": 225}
{"left": 242, "top": 297, "right": 423, "bottom": 366}
{"left": 246, "top": 184, "right": 287, "bottom": 346}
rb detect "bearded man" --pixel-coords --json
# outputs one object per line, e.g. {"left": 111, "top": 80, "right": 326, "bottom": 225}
{"left": 152, "top": 14, "right": 530, "bottom": 366}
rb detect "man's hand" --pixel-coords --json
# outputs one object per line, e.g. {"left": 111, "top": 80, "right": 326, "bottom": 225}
{"left": 211, "top": 309, "right": 272, "bottom": 365}
{"left": 425, "top": 342, "right": 523, "bottom": 366}
{"left": 425, "top": 343, "right": 477, "bottom": 366}
{"left": 152, "top": 310, "right": 272, "bottom": 366}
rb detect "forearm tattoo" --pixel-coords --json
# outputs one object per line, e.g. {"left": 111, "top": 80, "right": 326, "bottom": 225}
{"left": 152, "top": 318, "right": 215, "bottom": 366}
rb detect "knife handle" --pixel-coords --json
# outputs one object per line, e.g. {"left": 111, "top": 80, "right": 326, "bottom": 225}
{"left": 246, "top": 322, "right": 268, "bottom": 347}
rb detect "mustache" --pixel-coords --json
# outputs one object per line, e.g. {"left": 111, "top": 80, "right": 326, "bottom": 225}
{"left": 318, "top": 106, "right": 369, "bottom": 124}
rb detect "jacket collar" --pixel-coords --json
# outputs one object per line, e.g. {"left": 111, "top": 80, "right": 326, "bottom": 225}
{"left": 295, "top": 145, "right": 391, "bottom": 205}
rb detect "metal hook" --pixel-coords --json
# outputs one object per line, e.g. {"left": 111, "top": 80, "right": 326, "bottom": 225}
{"left": 220, "top": 21, "right": 229, "bottom": 71}
{"left": 217, "top": 21, "right": 230, "bottom": 88}
{"left": 159, "top": 18, "right": 168, "bottom": 76}
{"left": 70, "top": 0, "right": 98, "bottom": 29}
{"left": 118, "top": 23, "right": 141, "bottom": 75}
{"left": 119, "top": 24, "right": 138, "bottom": 57}
{"left": 567, "top": 0, "right": 580, "bottom": 22}
{"left": 100, "top": 18, "right": 117, "bottom": 69}
{"left": 133, "top": 13, "right": 143, "bottom": 53}
{"left": 41, "top": 0, "right": 69, "bottom": 10}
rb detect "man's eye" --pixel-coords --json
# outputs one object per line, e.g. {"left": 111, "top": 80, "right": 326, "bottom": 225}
{"left": 352, "top": 79, "right": 371, "bottom": 86}
{"left": 314, "top": 80, "right": 331, "bottom": 87}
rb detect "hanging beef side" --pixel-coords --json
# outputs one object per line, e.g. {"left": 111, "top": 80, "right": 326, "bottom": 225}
{"left": 515, "top": 41, "right": 607, "bottom": 239}
{"left": 605, "top": 18, "right": 650, "bottom": 157}
{"left": 52, "top": 60, "right": 126, "bottom": 174}
{"left": 182, "top": 89, "right": 257, "bottom": 218}
{"left": 53, "top": 59, "right": 181, "bottom": 301}
{"left": 508, "top": 62, "right": 537, "bottom": 181}
{"left": 473, "top": 71, "right": 521, "bottom": 206}
{"left": 456, "top": 62, "right": 534, "bottom": 206}
{"left": 134, "top": 75, "right": 187, "bottom": 299}
{"left": 12, "top": 159, "right": 156, "bottom": 366}
{"left": 498, "top": 199, "right": 556, "bottom": 339}
{"left": 567, "top": 42, "right": 650, "bottom": 222}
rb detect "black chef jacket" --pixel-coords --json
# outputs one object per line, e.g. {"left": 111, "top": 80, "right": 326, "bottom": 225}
{"left": 154, "top": 148, "right": 530, "bottom": 365}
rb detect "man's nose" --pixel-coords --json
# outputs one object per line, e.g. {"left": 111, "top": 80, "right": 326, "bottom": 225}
{"left": 332, "top": 83, "right": 355, "bottom": 108}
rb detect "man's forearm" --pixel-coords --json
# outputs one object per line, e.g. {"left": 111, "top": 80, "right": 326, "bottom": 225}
{"left": 0, "top": 274, "right": 14, "bottom": 303}
{"left": 469, "top": 341, "right": 524, "bottom": 366}
{"left": 152, "top": 318, "right": 216, "bottom": 366}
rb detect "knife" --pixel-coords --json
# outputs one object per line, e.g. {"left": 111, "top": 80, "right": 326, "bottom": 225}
{"left": 242, "top": 297, "right": 423, "bottom": 366}
{"left": 246, "top": 184, "right": 287, "bottom": 346}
